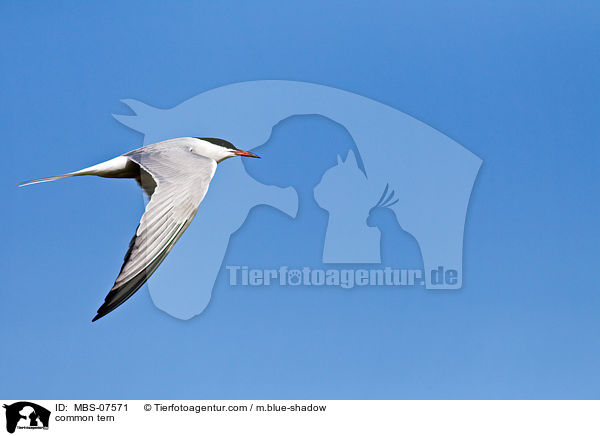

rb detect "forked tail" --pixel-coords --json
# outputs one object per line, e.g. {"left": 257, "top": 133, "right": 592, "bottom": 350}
{"left": 19, "top": 156, "right": 133, "bottom": 188}
{"left": 18, "top": 173, "right": 78, "bottom": 187}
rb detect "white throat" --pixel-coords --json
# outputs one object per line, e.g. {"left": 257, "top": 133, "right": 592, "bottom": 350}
{"left": 188, "top": 138, "right": 235, "bottom": 163}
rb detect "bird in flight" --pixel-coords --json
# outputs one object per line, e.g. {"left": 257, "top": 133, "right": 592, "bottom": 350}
{"left": 19, "top": 137, "right": 259, "bottom": 322}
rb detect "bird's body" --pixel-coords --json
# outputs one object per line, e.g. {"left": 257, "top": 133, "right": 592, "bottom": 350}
{"left": 20, "top": 137, "right": 259, "bottom": 321}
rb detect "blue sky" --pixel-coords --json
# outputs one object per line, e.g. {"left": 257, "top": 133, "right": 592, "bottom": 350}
{"left": 1, "top": 1, "right": 599, "bottom": 398}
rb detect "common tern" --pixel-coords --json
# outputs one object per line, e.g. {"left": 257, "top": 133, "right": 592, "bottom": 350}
{"left": 20, "top": 137, "right": 259, "bottom": 321}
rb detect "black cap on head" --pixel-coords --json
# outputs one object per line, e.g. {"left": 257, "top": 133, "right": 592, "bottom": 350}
{"left": 196, "top": 137, "right": 238, "bottom": 150}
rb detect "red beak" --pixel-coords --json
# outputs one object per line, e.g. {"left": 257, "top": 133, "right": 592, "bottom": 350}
{"left": 233, "top": 149, "right": 260, "bottom": 158}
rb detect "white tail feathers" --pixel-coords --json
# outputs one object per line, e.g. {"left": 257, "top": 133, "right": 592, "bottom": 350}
{"left": 18, "top": 173, "right": 78, "bottom": 187}
{"left": 18, "top": 156, "right": 133, "bottom": 188}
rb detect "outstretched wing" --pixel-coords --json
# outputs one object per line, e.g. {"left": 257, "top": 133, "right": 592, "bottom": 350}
{"left": 92, "top": 145, "right": 217, "bottom": 321}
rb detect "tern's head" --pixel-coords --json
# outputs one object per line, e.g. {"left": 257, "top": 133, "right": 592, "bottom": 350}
{"left": 193, "top": 137, "right": 260, "bottom": 163}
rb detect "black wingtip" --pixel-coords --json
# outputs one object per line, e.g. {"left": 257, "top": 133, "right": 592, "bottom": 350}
{"left": 91, "top": 311, "right": 105, "bottom": 322}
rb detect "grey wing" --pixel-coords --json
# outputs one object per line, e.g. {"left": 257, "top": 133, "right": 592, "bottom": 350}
{"left": 92, "top": 146, "right": 217, "bottom": 321}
